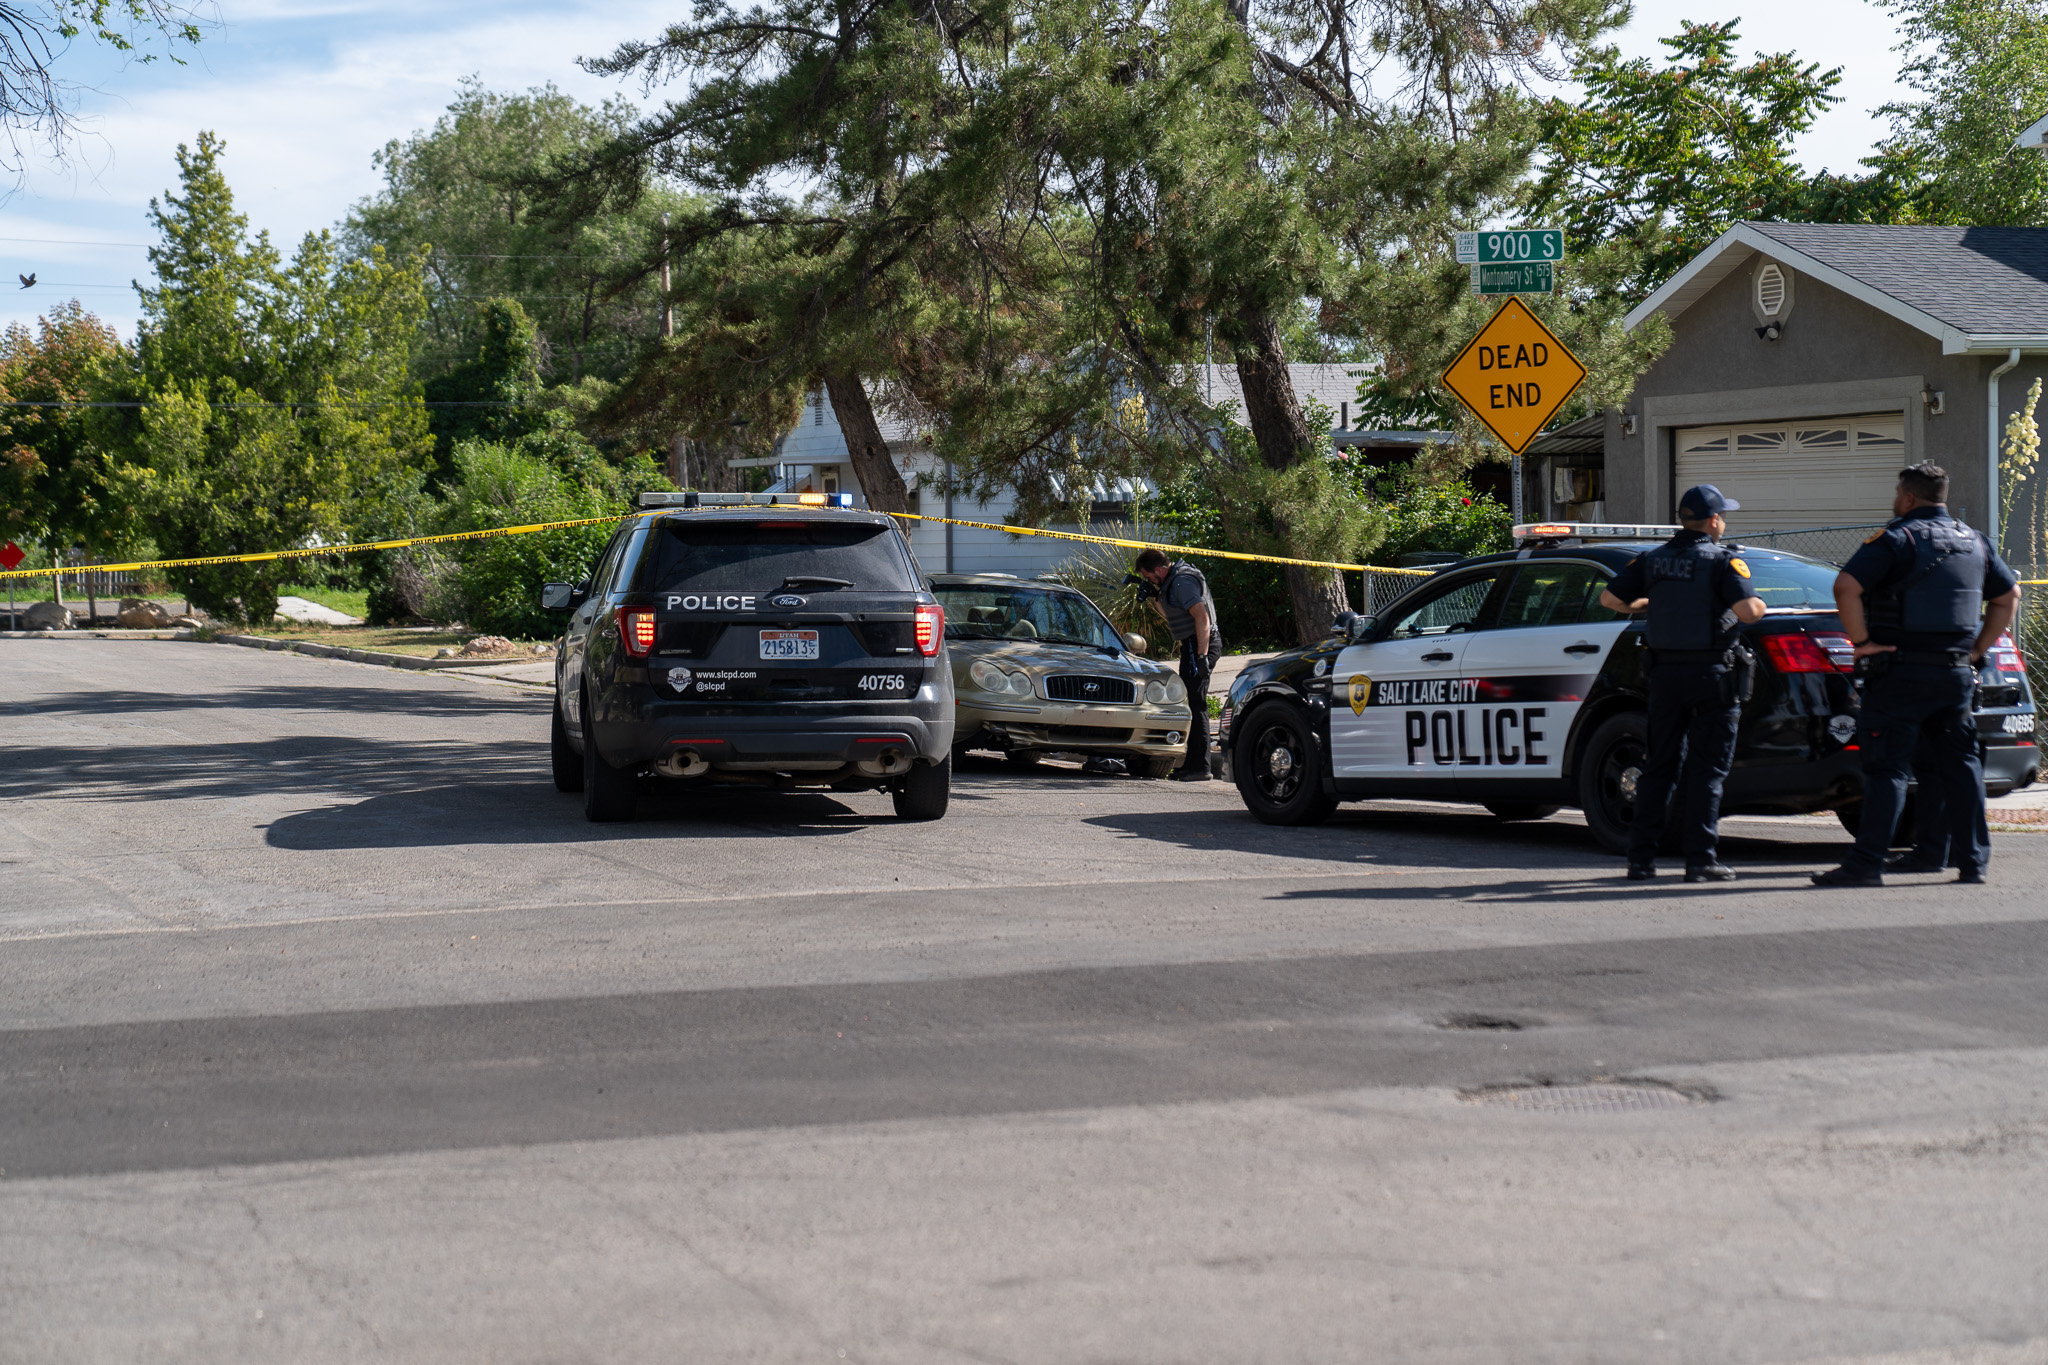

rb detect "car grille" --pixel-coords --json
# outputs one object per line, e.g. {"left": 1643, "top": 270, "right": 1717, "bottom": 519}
{"left": 1044, "top": 674, "right": 1135, "bottom": 704}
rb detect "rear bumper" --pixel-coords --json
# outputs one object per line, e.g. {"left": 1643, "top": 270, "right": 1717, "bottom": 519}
{"left": 592, "top": 684, "right": 954, "bottom": 769}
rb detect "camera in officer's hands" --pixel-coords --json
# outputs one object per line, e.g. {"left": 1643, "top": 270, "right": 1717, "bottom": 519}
{"left": 1123, "top": 571, "right": 1159, "bottom": 603}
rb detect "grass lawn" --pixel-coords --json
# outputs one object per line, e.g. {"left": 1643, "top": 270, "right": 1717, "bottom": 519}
{"left": 277, "top": 584, "right": 371, "bottom": 619}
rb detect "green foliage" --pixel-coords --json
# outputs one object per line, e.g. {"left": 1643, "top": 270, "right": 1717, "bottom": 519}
{"left": 420, "top": 297, "right": 546, "bottom": 480}
{"left": 1362, "top": 470, "right": 1515, "bottom": 561}
{"left": 1533, "top": 21, "right": 1847, "bottom": 298}
{"left": 0, "top": 302, "right": 130, "bottom": 555}
{"left": 345, "top": 80, "right": 688, "bottom": 387}
{"left": 1876, "top": 0, "right": 2048, "bottom": 226}
{"left": 432, "top": 432, "right": 666, "bottom": 638}
{"left": 106, "top": 132, "right": 432, "bottom": 625}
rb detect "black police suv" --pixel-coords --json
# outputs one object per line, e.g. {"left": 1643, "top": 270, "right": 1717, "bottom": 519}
{"left": 1220, "top": 524, "right": 2039, "bottom": 853}
{"left": 545, "top": 493, "right": 956, "bottom": 822}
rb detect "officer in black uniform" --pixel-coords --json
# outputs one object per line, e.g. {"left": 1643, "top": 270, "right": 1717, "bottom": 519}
{"left": 1812, "top": 463, "right": 2020, "bottom": 887}
{"left": 1599, "top": 485, "right": 1766, "bottom": 882}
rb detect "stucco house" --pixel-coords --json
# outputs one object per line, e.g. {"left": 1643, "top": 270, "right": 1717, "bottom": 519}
{"left": 1561, "top": 222, "right": 2048, "bottom": 562}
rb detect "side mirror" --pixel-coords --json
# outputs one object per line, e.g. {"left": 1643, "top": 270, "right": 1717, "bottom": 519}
{"left": 1332, "top": 611, "right": 1357, "bottom": 638}
{"left": 540, "top": 582, "right": 578, "bottom": 612}
{"left": 1349, "top": 615, "right": 1376, "bottom": 642}
{"left": 1123, "top": 632, "right": 1147, "bottom": 653}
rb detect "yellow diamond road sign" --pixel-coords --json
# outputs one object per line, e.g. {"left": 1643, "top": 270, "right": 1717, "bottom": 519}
{"left": 1440, "top": 296, "right": 1586, "bottom": 454}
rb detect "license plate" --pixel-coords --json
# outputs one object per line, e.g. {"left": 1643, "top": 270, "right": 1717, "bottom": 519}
{"left": 759, "top": 629, "right": 819, "bottom": 660}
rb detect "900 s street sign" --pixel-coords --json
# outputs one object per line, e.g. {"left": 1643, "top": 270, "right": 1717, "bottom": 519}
{"left": 1455, "top": 228, "right": 1566, "bottom": 265}
{"left": 1439, "top": 297, "right": 1587, "bottom": 454}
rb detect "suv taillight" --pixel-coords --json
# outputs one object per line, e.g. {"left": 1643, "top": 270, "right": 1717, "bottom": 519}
{"left": 915, "top": 602, "right": 943, "bottom": 657}
{"left": 1761, "top": 633, "right": 1841, "bottom": 674}
{"left": 616, "top": 607, "right": 656, "bottom": 657}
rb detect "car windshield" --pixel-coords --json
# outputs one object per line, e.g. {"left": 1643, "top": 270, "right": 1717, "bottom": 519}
{"left": 632, "top": 519, "right": 916, "bottom": 594}
{"left": 934, "top": 584, "right": 1123, "bottom": 650}
{"left": 1731, "top": 548, "right": 1843, "bottom": 610}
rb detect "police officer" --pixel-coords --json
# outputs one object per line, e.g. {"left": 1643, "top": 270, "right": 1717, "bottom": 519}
{"left": 1134, "top": 547, "right": 1221, "bottom": 780}
{"left": 1812, "top": 463, "right": 2020, "bottom": 887}
{"left": 1598, "top": 485, "right": 1766, "bottom": 882}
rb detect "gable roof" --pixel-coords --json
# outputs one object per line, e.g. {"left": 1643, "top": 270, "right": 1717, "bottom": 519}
{"left": 1623, "top": 222, "right": 2048, "bottom": 353}
{"left": 1185, "top": 363, "right": 1372, "bottom": 425}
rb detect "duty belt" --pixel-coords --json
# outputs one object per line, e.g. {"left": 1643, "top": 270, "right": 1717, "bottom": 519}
{"left": 1888, "top": 648, "right": 1972, "bottom": 667}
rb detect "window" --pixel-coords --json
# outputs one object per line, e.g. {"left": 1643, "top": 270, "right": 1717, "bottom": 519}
{"left": 1382, "top": 573, "right": 1499, "bottom": 638}
{"left": 933, "top": 585, "right": 1123, "bottom": 649}
{"left": 1495, "top": 563, "right": 1620, "bottom": 629}
{"left": 633, "top": 520, "right": 917, "bottom": 594}
{"left": 1731, "top": 549, "right": 1842, "bottom": 611}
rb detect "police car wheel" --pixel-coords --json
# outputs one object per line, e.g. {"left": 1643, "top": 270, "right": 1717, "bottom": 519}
{"left": 581, "top": 688, "right": 638, "bottom": 823}
{"left": 1484, "top": 802, "right": 1560, "bottom": 823}
{"left": 893, "top": 756, "right": 951, "bottom": 820}
{"left": 1235, "top": 704, "right": 1335, "bottom": 826}
{"left": 1578, "top": 713, "right": 1648, "bottom": 855}
{"left": 550, "top": 694, "right": 584, "bottom": 794}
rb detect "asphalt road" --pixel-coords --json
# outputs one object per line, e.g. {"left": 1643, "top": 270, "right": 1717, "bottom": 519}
{"left": 5, "top": 638, "right": 2048, "bottom": 1365}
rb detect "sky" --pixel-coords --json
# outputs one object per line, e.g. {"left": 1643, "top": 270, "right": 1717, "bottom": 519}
{"left": 0, "top": 0, "right": 1911, "bottom": 340}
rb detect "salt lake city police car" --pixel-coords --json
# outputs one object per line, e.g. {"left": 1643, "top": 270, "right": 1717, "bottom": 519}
{"left": 1220, "top": 523, "right": 2039, "bottom": 852}
{"left": 545, "top": 492, "right": 955, "bottom": 823}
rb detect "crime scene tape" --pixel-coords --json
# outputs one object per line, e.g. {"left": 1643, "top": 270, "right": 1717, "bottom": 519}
{"left": 1, "top": 506, "right": 1436, "bottom": 584}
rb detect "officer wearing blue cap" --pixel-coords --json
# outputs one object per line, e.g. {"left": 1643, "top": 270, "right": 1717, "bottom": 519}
{"left": 1598, "top": 484, "right": 1766, "bottom": 881}
{"left": 1812, "top": 463, "right": 2020, "bottom": 887}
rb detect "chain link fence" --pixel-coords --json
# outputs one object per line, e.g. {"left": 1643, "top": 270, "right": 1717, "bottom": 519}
{"left": 1734, "top": 523, "right": 1888, "bottom": 565}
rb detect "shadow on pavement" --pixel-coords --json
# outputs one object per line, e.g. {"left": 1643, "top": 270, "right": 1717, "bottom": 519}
{"left": 10, "top": 916, "right": 2048, "bottom": 1178}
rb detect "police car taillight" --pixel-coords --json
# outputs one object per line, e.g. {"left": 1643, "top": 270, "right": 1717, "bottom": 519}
{"left": 915, "top": 602, "right": 943, "bottom": 657}
{"left": 616, "top": 607, "right": 656, "bottom": 657}
{"left": 1761, "top": 633, "right": 1843, "bottom": 674}
{"left": 1988, "top": 631, "right": 2023, "bottom": 674}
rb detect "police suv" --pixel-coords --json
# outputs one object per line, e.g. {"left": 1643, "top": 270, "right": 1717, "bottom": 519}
{"left": 545, "top": 492, "right": 955, "bottom": 822}
{"left": 1220, "top": 522, "right": 2039, "bottom": 851}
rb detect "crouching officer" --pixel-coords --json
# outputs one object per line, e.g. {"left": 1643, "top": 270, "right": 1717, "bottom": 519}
{"left": 1134, "top": 548, "right": 1221, "bottom": 779}
{"left": 1812, "top": 463, "right": 2020, "bottom": 887}
{"left": 1598, "top": 485, "right": 1766, "bottom": 882}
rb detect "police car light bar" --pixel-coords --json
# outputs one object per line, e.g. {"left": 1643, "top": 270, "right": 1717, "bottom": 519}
{"left": 1513, "top": 521, "right": 1679, "bottom": 542}
{"left": 638, "top": 491, "right": 855, "bottom": 509}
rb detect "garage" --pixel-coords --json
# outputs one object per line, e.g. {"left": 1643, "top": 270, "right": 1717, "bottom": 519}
{"left": 1675, "top": 415, "right": 1906, "bottom": 532}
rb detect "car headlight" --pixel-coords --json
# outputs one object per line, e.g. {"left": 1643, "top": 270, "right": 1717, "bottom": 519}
{"left": 1145, "top": 679, "right": 1168, "bottom": 705}
{"left": 1165, "top": 675, "right": 1187, "bottom": 704}
{"left": 1007, "top": 671, "right": 1034, "bottom": 696}
{"left": 968, "top": 659, "right": 1004, "bottom": 691}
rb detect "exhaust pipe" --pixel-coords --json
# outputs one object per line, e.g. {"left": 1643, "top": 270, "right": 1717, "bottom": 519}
{"left": 655, "top": 748, "right": 711, "bottom": 778}
{"left": 855, "top": 747, "right": 913, "bottom": 777}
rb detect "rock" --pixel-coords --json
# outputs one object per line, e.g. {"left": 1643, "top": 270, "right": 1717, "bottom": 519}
{"left": 435, "top": 646, "right": 459, "bottom": 659}
{"left": 459, "top": 634, "right": 517, "bottom": 657}
{"left": 168, "top": 616, "right": 204, "bottom": 628}
{"left": 530, "top": 642, "right": 556, "bottom": 656}
{"left": 116, "top": 599, "right": 174, "bottom": 628}
{"left": 22, "top": 600, "right": 73, "bottom": 631}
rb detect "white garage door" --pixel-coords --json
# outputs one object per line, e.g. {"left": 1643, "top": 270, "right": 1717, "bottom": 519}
{"left": 1675, "top": 416, "right": 1906, "bottom": 532}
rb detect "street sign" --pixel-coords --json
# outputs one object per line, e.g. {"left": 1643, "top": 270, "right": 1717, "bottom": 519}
{"left": 0, "top": 542, "right": 22, "bottom": 571}
{"left": 1472, "top": 261, "right": 1554, "bottom": 295}
{"left": 1455, "top": 228, "right": 1566, "bottom": 265}
{"left": 1440, "top": 297, "right": 1587, "bottom": 454}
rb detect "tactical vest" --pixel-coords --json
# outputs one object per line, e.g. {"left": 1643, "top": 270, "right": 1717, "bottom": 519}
{"left": 1864, "top": 513, "right": 1986, "bottom": 638}
{"left": 1641, "top": 535, "right": 1736, "bottom": 653}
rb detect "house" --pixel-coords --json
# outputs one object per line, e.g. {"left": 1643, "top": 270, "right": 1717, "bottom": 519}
{"left": 1573, "top": 223, "right": 2048, "bottom": 559}
{"left": 756, "top": 364, "right": 1431, "bottom": 575}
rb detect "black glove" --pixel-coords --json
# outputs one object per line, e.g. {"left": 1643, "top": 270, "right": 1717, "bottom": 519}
{"left": 1182, "top": 641, "right": 1212, "bottom": 681}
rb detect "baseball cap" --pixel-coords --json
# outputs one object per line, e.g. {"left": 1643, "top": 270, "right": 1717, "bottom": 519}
{"left": 1678, "top": 484, "right": 1740, "bottom": 519}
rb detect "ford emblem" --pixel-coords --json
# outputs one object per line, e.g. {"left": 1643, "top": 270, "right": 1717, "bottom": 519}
{"left": 767, "top": 593, "right": 806, "bottom": 609}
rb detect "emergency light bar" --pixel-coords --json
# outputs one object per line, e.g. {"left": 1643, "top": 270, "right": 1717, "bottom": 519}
{"left": 637, "top": 491, "right": 856, "bottom": 509}
{"left": 1513, "top": 521, "right": 1679, "bottom": 543}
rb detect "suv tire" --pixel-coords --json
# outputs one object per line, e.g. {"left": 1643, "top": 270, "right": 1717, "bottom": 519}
{"left": 1135, "top": 754, "right": 1179, "bottom": 780}
{"left": 551, "top": 694, "right": 584, "bottom": 793}
{"left": 893, "top": 756, "right": 951, "bottom": 820}
{"left": 1234, "top": 702, "right": 1336, "bottom": 826}
{"left": 582, "top": 689, "right": 638, "bottom": 822}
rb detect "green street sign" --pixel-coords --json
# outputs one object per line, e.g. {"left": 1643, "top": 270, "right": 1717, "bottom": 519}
{"left": 1456, "top": 228, "right": 1566, "bottom": 264}
{"left": 1473, "top": 261, "right": 1555, "bottom": 295}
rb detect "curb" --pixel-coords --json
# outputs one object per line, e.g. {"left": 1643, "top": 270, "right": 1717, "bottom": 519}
{"left": 210, "top": 632, "right": 555, "bottom": 680}
{"left": 2, "top": 628, "right": 197, "bottom": 640}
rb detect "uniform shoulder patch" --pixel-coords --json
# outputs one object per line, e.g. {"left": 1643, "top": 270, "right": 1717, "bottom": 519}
{"left": 1729, "top": 556, "right": 1751, "bottom": 578}
{"left": 1863, "top": 531, "right": 1884, "bottom": 544}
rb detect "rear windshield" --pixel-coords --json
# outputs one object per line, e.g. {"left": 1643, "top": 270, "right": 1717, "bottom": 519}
{"left": 1732, "top": 549, "right": 1842, "bottom": 610}
{"left": 632, "top": 519, "right": 916, "bottom": 595}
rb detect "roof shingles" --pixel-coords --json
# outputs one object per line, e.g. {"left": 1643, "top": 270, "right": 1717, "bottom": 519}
{"left": 1746, "top": 222, "right": 2048, "bottom": 336}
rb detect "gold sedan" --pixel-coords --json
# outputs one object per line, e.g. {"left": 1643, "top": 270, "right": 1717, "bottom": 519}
{"left": 931, "top": 573, "right": 1194, "bottom": 778}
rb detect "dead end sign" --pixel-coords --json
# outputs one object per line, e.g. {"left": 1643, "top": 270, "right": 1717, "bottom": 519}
{"left": 1440, "top": 296, "right": 1586, "bottom": 453}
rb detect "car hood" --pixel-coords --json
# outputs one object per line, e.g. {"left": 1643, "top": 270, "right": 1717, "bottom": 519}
{"left": 947, "top": 637, "right": 1168, "bottom": 676}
